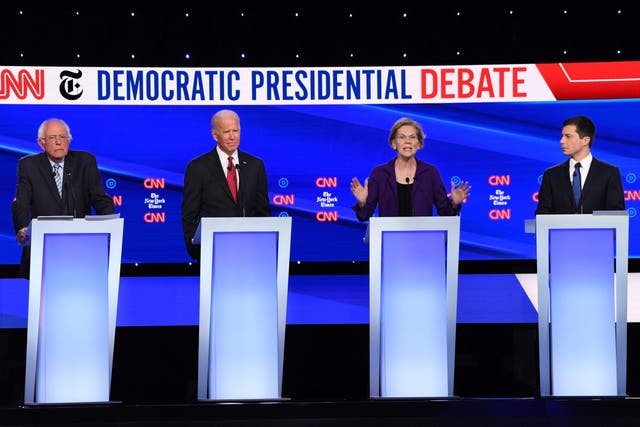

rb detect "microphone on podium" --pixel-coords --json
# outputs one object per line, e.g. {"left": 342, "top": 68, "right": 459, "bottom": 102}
{"left": 406, "top": 177, "right": 413, "bottom": 216}
{"left": 65, "top": 172, "right": 78, "bottom": 217}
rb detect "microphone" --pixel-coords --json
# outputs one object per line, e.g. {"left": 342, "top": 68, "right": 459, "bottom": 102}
{"left": 65, "top": 172, "right": 78, "bottom": 217}
{"left": 229, "top": 163, "right": 244, "bottom": 215}
{"left": 405, "top": 177, "right": 413, "bottom": 216}
{"left": 236, "top": 164, "right": 244, "bottom": 216}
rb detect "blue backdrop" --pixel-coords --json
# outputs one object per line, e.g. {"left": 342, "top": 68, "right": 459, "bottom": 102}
{"left": 2, "top": 101, "right": 638, "bottom": 264}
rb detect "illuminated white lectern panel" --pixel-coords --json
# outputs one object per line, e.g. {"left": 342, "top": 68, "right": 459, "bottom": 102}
{"left": 533, "top": 212, "right": 628, "bottom": 397}
{"left": 24, "top": 215, "right": 124, "bottom": 404}
{"left": 369, "top": 216, "right": 460, "bottom": 398}
{"left": 194, "top": 217, "right": 292, "bottom": 401}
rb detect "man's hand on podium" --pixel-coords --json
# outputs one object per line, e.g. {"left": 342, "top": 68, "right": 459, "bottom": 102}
{"left": 16, "top": 227, "right": 28, "bottom": 245}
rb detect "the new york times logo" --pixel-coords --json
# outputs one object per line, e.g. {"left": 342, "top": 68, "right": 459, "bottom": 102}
{"left": 59, "top": 69, "right": 83, "bottom": 100}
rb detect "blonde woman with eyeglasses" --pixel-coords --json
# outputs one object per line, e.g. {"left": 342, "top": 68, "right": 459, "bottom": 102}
{"left": 351, "top": 117, "right": 470, "bottom": 221}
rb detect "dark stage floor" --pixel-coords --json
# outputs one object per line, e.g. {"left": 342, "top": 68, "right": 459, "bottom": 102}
{"left": 3, "top": 324, "right": 640, "bottom": 426}
{"left": 4, "top": 396, "right": 640, "bottom": 426}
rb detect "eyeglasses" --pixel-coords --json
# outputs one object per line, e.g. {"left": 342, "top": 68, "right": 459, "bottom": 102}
{"left": 395, "top": 134, "right": 418, "bottom": 142}
{"left": 43, "top": 135, "right": 70, "bottom": 143}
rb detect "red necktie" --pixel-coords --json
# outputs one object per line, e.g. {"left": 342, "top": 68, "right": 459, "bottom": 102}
{"left": 226, "top": 156, "right": 237, "bottom": 203}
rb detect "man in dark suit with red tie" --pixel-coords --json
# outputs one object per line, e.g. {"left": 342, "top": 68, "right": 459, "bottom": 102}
{"left": 181, "top": 109, "right": 271, "bottom": 261}
{"left": 535, "top": 115, "right": 625, "bottom": 215}
{"left": 11, "top": 118, "right": 115, "bottom": 278}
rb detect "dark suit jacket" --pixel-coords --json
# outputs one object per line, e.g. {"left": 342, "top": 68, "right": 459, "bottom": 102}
{"left": 353, "top": 157, "right": 460, "bottom": 221}
{"left": 11, "top": 150, "right": 115, "bottom": 278}
{"left": 535, "top": 157, "right": 626, "bottom": 214}
{"left": 181, "top": 149, "right": 271, "bottom": 260}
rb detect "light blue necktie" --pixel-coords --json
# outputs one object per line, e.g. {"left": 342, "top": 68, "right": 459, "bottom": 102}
{"left": 53, "top": 164, "right": 63, "bottom": 197}
{"left": 572, "top": 163, "right": 582, "bottom": 206}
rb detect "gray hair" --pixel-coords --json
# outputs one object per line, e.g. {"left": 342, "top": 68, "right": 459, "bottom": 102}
{"left": 211, "top": 109, "right": 240, "bottom": 130}
{"left": 37, "top": 118, "right": 73, "bottom": 141}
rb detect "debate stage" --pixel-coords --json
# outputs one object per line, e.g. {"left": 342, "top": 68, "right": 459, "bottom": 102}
{"left": 5, "top": 395, "right": 640, "bottom": 426}
{"left": 2, "top": 263, "right": 640, "bottom": 425}
{"left": 3, "top": 323, "right": 640, "bottom": 426}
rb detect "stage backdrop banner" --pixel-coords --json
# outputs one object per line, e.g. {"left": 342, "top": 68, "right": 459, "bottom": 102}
{"left": 1, "top": 62, "right": 638, "bottom": 266}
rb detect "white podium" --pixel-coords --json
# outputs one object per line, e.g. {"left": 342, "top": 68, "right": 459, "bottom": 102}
{"left": 368, "top": 216, "right": 460, "bottom": 398}
{"left": 531, "top": 212, "right": 629, "bottom": 397}
{"left": 194, "top": 217, "right": 292, "bottom": 401}
{"left": 24, "top": 215, "right": 124, "bottom": 404}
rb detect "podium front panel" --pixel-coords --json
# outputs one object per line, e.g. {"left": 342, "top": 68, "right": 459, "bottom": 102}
{"left": 550, "top": 229, "right": 616, "bottom": 395}
{"left": 39, "top": 234, "right": 110, "bottom": 403}
{"left": 369, "top": 216, "right": 459, "bottom": 398}
{"left": 210, "top": 231, "right": 278, "bottom": 398}
{"left": 535, "top": 213, "right": 628, "bottom": 397}
{"left": 25, "top": 217, "right": 124, "bottom": 404}
{"left": 381, "top": 230, "right": 447, "bottom": 397}
{"left": 197, "top": 217, "right": 291, "bottom": 401}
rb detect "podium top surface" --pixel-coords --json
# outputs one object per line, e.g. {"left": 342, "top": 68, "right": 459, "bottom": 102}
{"left": 525, "top": 211, "right": 629, "bottom": 234}
{"left": 192, "top": 216, "right": 292, "bottom": 244}
{"left": 24, "top": 214, "right": 122, "bottom": 246}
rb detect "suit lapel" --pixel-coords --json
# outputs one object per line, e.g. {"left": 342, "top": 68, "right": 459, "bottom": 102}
{"left": 382, "top": 159, "right": 398, "bottom": 204}
{"left": 63, "top": 152, "right": 73, "bottom": 188}
{"left": 38, "top": 154, "right": 62, "bottom": 200}
{"left": 581, "top": 157, "right": 599, "bottom": 199}
{"left": 563, "top": 160, "right": 578, "bottom": 211}
{"left": 236, "top": 152, "right": 249, "bottom": 198}
{"left": 211, "top": 150, "right": 235, "bottom": 201}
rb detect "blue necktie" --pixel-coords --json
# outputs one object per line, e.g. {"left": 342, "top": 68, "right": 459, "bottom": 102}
{"left": 572, "top": 163, "right": 582, "bottom": 206}
{"left": 53, "top": 164, "right": 63, "bottom": 198}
